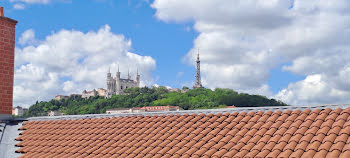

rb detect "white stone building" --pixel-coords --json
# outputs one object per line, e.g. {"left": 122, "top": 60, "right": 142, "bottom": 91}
{"left": 81, "top": 88, "right": 106, "bottom": 99}
{"left": 105, "top": 67, "right": 140, "bottom": 98}
{"left": 97, "top": 88, "right": 107, "bottom": 97}
{"left": 82, "top": 89, "right": 98, "bottom": 99}
{"left": 55, "top": 95, "right": 68, "bottom": 101}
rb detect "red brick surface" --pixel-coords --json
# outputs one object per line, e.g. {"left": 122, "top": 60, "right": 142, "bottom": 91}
{"left": 0, "top": 17, "right": 17, "bottom": 114}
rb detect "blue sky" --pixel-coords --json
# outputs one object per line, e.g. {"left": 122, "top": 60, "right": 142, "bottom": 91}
{"left": 4, "top": 0, "right": 350, "bottom": 107}
{"left": 3, "top": 0, "right": 199, "bottom": 88}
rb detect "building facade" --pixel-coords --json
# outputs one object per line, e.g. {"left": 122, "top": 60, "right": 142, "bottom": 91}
{"left": 0, "top": 7, "right": 17, "bottom": 120}
{"left": 81, "top": 88, "right": 107, "bottom": 99}
{"left": 81, "top": 89, "right": 97, "bottom": 99}
{"left": 12, "top": 106, "right": 27, "bottom": 116}
{"left": 106, "top": 68, "right": 140, "bottom": 98}
{"left": 97, "top": 88, "right": 106, "bottom": 97}
{"left": 55, "top": 95, "right": 68, "bottom": 101}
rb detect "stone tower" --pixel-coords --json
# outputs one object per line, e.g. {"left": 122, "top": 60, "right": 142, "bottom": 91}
{"left": 116, "top": 66, "right": 121, "bottom": 79}
{"left": 106, "top": 68, "right": 114, "bottom": 95}
{"left": 0, "top": 7, "right": 17, "bottom": 120}
{"left": 193, "top": 50, "right": 203, "bottom": 89}
{"left": 127, "top": 69, "right": 130, "bottom": 80}
{"left": 115, "top": 66, "right": 121, "bottom": 94}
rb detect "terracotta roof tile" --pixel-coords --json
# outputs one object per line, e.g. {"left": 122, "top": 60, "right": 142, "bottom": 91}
{"left": 340, "top": 150, "right": 350, "bottom": 158}
{"left": 14, "top": 107, "right": 350, "bottom": 157}
{"left": 220, "top": 142, "right": 235, "bottom": 151}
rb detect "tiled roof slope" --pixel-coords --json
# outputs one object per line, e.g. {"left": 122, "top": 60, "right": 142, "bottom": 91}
{"left": 15, "top": 107, "right": 350, "bottom": 158}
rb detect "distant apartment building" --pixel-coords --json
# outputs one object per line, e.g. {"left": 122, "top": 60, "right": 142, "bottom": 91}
{"left": 106, "top": 105, "right": 183, "bottom": 114}
{"left": 12, "top": 106, "right": 27, "bottom": 116}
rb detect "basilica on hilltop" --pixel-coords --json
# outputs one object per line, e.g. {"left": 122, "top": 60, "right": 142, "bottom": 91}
{"left": 105, "top": 67, "right": 140, "bottom": 98}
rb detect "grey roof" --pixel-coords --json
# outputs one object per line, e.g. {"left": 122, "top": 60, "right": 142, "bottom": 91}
{"left": 0, "top": 121, "right": 23, "bottom": 158}
{"left": 0, "top": 122, "right": 5, "bottom": 141}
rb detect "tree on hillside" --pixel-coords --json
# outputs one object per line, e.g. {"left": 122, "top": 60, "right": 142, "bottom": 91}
{"left": 23, "top": 87, "right": 288, "bottom": 117}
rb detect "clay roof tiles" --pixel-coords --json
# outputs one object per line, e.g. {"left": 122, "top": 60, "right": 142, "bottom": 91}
{"left": 14, "top": 107, "right": 350, "bottom": 157}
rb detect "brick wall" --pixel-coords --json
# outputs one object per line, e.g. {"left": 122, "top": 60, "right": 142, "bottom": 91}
{"left": 0, "top": 13, "right": 17, "bottom": 115}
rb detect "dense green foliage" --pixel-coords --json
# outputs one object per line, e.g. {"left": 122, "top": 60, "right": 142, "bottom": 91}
{"left": 23, "top": 87, "right": 288, "bottom": 117}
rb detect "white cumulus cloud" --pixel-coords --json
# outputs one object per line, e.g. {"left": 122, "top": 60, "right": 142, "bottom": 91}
{"left": 9, "top": 0, "right": 71, "bottom": 9}
{"left": 18, "top": 29, "right": 37, "bottom": 45}
{"left": 13, "top": 3, "right": 26, "bottom": 10}
{"left": 152, "top": 0, "right": 350, "bottom": 105}
{"left": 10, "top": 0, "right": 55, "bottom": 4}
{"left": 14, "top": 25, "right": 156, "bottom": 108}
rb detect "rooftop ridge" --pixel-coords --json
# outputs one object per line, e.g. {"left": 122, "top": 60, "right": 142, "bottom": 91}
{"left": 25, "top": 104, "right": 350, "bottom": 121}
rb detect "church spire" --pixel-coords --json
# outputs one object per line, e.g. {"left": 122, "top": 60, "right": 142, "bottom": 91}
{"left": 128, "top": 69, "right": 130, "bottom": 79}
{"left": 193, "top": 49, "right": 203, "bottom": 89}
{"left": 116, "top": 64, "right": 120, "bottom": 79}
{"left": 136, "top": 68, "right": 140, "bottom": 85}
{"left": 197, "top": 51, "right": 200, "bottom": 61}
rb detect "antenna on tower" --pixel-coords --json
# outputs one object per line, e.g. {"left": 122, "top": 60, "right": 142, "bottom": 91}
{"left": 117, "top": 64, "right": 120, "bottom": 72}
{"left": 197, "top": 48, "right": 200, "bottom": 60}
{"left": 128, "top": 69, "right": 130, "bottom": 79}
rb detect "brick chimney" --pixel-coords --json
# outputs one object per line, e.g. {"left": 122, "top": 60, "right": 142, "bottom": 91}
{"left": 0, "top": 7, "right": 4, "bottom": 17}
{"left": 0, "top": 7, "right": 17, "bottom": 120}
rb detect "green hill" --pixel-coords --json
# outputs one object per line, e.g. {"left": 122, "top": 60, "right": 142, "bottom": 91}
{"left": 23, "top": 87, "right": 288, "bottom": 117}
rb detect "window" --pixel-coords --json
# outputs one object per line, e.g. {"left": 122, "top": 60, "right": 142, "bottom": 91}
{"left": 121, "top": 86, "right": 123, "bottom": 89}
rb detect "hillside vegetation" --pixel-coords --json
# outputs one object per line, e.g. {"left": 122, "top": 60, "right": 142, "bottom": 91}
{"left": 24, "top": 87, "right": 288, "bottom": 117}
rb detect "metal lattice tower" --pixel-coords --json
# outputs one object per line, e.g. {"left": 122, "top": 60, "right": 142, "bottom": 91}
{"left": 193, "top": 50, "right": 203, "bottom": 88}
